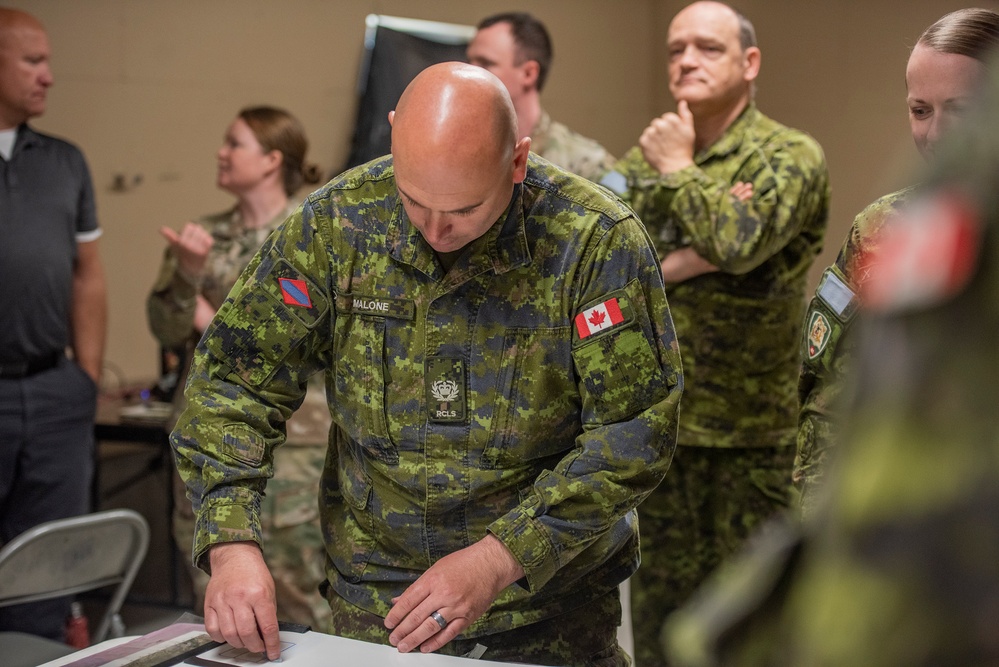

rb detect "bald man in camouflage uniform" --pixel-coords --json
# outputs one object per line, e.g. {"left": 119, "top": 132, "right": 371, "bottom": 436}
{"left": 664, "top": 60, "right": 999, "bottom": 665}
{"left": 600, "top": 3, "right": 829, "bottom": 663}
{"left": 148, "top": 203, "right": 332, "bottom": 630}
{"left": 172, "top": 62, "right": 682, "bottom": 665}
{"left": 792, "top": 187, "right": 912, "bottom": 519}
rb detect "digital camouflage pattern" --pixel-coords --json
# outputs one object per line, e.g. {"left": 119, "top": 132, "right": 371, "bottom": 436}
{"left": 793, "top": 187, "right": 914, "bottom": 519}
{"left": 324, "top": 587, "right": 629, "bottom": 665}
{"left": 171, "top": 440, "right": 331, "bottom": 629}
{"left": 607, "top": 104, "right": 829, "bottom": 666}
{"left": 609, "top": 104, "right": 830, "bottom": 450}
{"left": 147, "top": 203, "right": 297, "bottom": 348}
{"left": 171, "top": 153, "right": 683, "bottom": 644}
{"left": 531, "top": 109, "right": 616, "bottom": 183}
{"left": 662, "top": 63, "right": 999, "bottom": 666}
{"left": 148, "top": 203, "right": 332, "bottom": 629}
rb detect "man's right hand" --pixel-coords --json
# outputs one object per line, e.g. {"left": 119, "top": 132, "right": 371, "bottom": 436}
{"left": 639, "top": 100, "right": 697, "bottom": 175}
{"left": 160, "top": 222, "right": 214, "bottom": 279}
{"left": 204, "top": 542, "right": 281, "bottom": 661}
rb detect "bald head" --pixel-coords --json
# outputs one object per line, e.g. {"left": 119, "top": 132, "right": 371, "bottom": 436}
{"left": 0, "top": 8, "right": 52, "bottom": 127}
{"left": 393, "top": 62, "right": 518, "bottom": 166}
{"left": 0, "top": 7, "right": 45, "bottom": 45}
{"left": 389, "top": 63, "right": 530, "bottom": 254}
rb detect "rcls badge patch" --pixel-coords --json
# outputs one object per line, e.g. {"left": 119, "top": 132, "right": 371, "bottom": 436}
{"left": 807, "top": 310, "right": 831, "bottom": 359}
{"left": 426, "top": 357, "right": 466, "bottom": 423}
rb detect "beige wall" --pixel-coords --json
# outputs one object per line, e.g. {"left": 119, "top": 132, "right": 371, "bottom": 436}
{"left": 8, "top": 0, "right": 995, "bottom": 384}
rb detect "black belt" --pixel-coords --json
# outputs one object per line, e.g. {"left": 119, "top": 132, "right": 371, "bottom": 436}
{"left": 0, "top": 352, "right": 62, "bottom": 379}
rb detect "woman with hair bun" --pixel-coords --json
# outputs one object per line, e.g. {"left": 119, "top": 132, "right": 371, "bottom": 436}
{"left": 149, "top": 106, "right": 322, "bottom": 347}
{"left": 794, "top": 8, "right": 999, "bottom": 517}
{"left": 148, "top": 106, "right": 329, "bottom": 630}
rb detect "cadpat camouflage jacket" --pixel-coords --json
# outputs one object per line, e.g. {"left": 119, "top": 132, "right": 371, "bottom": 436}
{"left": 793, "top": 187, "right": 914, "bottom": 517}
{"left": 172, "top": 154, "right": 683, "bottom": 637}
{"left": 607, "top": 104, "right": 829, "bottom": 448}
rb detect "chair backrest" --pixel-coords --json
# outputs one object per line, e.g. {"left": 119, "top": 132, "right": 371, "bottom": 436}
{"left": 0, "top": 509, "right": 150, "bottom": 642}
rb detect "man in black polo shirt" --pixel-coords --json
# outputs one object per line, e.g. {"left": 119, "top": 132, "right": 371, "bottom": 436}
{"left": 0, "top": 7, "right": 107, "bottom": 640}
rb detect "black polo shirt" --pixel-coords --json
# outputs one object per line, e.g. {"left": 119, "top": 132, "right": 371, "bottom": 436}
{"left": 0, "top": 124, "right": 99, "bottom": 363}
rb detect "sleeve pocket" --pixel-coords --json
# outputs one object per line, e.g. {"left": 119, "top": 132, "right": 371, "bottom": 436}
{"left": 572, "top": 324, "right": 670, "bottom": 425}
{"left": 204, "top": 259, "right": 327, "bottom": 388}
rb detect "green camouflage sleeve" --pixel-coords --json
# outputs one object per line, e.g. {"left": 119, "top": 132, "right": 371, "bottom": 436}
{"left": 487, "top": 215, "right": 683, "bottom": 592}
{"left": 793, "top": 264, "right": 855, "bottom": 519}
{"left": 171, "top": 203, "right": 332, "bottom": 572}
{"left": 793, "top": 189, "right": 911, "bottom": 518}
{"left": 613, "top": 133, "right": 829, "bottom": 274}
{"left": 147, "top": 247, "right": 200, "bottom": 348}
{"left": 609, "top": 147, "right": 685, "bottom": 259}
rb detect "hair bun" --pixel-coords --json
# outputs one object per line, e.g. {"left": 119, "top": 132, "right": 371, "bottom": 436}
{"left": 302, "top": 162, "right": 323, "bottom": 185}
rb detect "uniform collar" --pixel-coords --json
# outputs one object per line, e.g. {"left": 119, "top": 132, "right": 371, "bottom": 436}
{"left": 209, "top": 201, "right": 295, "bottom": 242}
{"left": 696, "top": 103, "right": 759, "bottom": 163}
{"left": 388, "top": 181, "right": 532, "bottom": 285}
{"left": 530, "top": 108, "right": 553, "bottom": 154}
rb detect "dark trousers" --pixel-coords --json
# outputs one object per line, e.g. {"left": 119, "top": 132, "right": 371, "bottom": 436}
{"left": 0, "top": 357, "right": 97, "bottom": 639}
{"left": 630, "top": 445, "right": 795, "bottom": 667}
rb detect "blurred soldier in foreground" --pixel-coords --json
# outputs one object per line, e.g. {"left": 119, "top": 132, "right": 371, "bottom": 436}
{"left": 663, "top": 43, "right": 999, "bottom": 667}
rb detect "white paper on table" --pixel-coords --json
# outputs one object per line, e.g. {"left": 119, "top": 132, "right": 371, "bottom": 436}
{"left": 183, "top": 631, "right": 537, "bottom": 666}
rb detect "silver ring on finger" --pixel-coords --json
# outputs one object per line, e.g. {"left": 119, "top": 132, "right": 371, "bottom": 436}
{"left": 430, "top": 610, "right": 447, "bottom": 631}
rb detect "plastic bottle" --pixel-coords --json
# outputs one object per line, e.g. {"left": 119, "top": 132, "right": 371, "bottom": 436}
{"left": 64, "top": 601, "right": 90, "bottom": 649}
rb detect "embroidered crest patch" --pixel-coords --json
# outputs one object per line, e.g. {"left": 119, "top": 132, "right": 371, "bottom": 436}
{"left": 806, "top": 310, "right": 831, "bottom": 359}
{"left": 425, "top": 357, "right": 466, "bottom": 423}
{"left": 279, "top": 277, "right": 312, "bottom": 308}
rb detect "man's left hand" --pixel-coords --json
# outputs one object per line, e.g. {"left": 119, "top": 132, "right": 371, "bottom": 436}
{"left": 385, "top": 534, "right": 524, "bottom": 654}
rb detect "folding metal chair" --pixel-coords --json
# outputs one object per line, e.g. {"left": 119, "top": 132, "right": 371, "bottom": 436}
{"left": 0, "top": 509, "right": 150, "bottom": 643}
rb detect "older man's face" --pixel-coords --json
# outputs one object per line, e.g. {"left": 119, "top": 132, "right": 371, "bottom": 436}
{"left": 666, "top": 2, "right": 752, "bottom": 112}
{"left": 0, "top": 22, "right": 52, "bottom": 127}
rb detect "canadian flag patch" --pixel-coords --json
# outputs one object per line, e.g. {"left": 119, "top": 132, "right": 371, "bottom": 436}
{"left": 575, "top": 298, "right": 625, "bottom": 339}
{"left": 862, "top": 191, "right": 980, "bottom": 311}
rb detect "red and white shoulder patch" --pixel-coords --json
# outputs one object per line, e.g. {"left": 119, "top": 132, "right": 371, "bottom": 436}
{"left": 575, "top": 297, "right": 625, "bottom": 339}
{"left": 862, "top": 190, "right": 981, "bottom": 312}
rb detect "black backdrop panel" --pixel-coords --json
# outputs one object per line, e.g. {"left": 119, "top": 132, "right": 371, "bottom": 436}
{"left": 341, "top": 26, "right": 470, "bottom": 173}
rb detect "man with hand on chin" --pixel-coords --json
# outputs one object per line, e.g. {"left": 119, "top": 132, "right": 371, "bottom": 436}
{"left": 601, "top": 2, "right": 830, "bottom": 664}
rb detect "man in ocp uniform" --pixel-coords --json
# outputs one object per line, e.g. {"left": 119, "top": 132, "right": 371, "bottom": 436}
{"left": 173, "top": 62, "right": 682, "bottom": 665}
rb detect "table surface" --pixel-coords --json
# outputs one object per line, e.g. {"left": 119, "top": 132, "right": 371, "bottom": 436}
{"left": 95, "top": 396, "right": 172, "bottom": 445}
{"left": 40, "top": 629, "right": 541, "bottom": 667}
{"left": 95, "top": 392, "right": 332, "bottom": 447}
